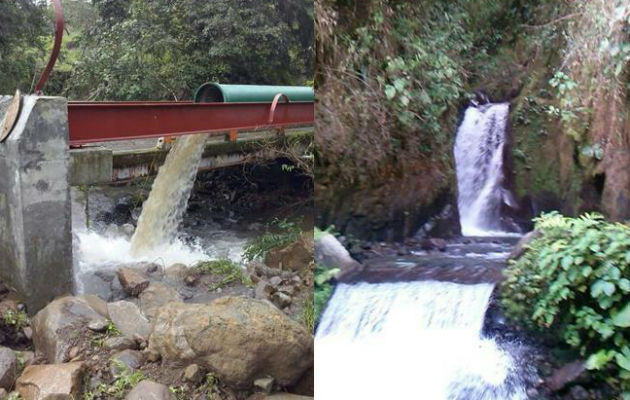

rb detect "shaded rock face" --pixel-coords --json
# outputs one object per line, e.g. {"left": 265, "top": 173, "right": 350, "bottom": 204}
{"left": 31, "top": 296, "right": 107, "bottom": 363}
{"left": 107, "top": 301, "right": 151, "bottom": 339}
{"left": 0, "top": 346, "right": 16, "bottom": 390}
{"left": 148, "top": 296, "right": 313, "bottom": 388}
{"left": 16, "top": 362, "right": 84, "bottom": 400}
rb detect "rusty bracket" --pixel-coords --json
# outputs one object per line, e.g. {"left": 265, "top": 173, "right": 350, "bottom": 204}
{"left": 34, "top": 0, "right": 64, "bottom": 95}
{"left": 0, "top": 90, "right": 22, "bottom": 143}
{"left": 269, "top": 93, "right": 289, "bottom": 136}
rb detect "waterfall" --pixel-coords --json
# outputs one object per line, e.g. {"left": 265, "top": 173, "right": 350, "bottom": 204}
{"left": 454, "top": 103, "right": 518, "bottom": 236}
{"left": 131, "top": 134, "right": 208, "bottom": 255}
{"left": 315, "top": 281, "right": 528, "bottom": 400}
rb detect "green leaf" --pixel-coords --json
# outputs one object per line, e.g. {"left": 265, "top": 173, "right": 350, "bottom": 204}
{"left": 385, "top": 85, "right": 396, "bottom": 99}
{"left": 612, "top": 303, "right": 630, "bottom": 327}
{"left": 616, "top": 352, "right": 630, "bottom": 371}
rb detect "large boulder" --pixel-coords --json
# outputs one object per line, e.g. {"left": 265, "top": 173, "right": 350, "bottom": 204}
{"left": 139, "top": 283, "right": 182, "bottom": 319}
{"left": 265, "top": 232, "right": 313, "bottom": 273}
{"left": 31, "top": 296, "right": 107, "bottom": 363}
{"left": 125, "top": 380, "right": 174, "bottom": 400}
{"left": 0, "top": 346, "right": 16, "bottom": 390}
{"left": 107, "top": 301, "right": 151, "bottom": 339}
{"left": 148, "top": 296, "right": 313, "bottom": 388}
{"left": 117, "top": 268, "right": 150, "bottom": 297}
{"left": 314, "top": 232, "right": 361, "bottom": 274}
{"left": 16, "top": 362, "right": 84, "bottom": 400}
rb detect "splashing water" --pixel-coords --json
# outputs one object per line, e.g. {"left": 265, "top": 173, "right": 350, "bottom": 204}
{"left": 131, "top": 134, "right": 208, "bottom": 255}
{"left": 454, "top": 103, "right": 519, "bottom": 237}
{"left": 315, "top": 281, "right": 529, "bottom": 400}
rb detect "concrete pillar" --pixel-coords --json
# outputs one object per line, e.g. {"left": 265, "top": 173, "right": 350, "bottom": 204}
{"left": 0, "top": 95, "right": 73, "bottom": 313}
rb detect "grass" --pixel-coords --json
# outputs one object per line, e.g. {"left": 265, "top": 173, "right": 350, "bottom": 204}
{"left": 242, "top": 218, "right": 302, "bottom": 262}
{"left": 195, "top": 259, "right": 253, "bottom": 291}
{"left": 83, "top": 360, "right": 144, "bottom": 400}
{"left": 302, "top": 296, "right": 315, "bottom": 332}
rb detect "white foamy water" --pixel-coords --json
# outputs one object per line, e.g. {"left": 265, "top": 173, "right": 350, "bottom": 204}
{"left": 454, "top": 103, "right": 518, "bottom": 237}
{"left": 315, "top": 281, "right": 527, "bottom": 400}
{"left": 131, "top": 134, "right": 208, "bottom": 255}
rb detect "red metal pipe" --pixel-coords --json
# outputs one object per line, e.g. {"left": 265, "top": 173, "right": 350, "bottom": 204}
{"left": 67, "top": 101, "right": 313, "bottom": 145}
{"left": 35, "top": 0, "right": 64, "bottom": 94}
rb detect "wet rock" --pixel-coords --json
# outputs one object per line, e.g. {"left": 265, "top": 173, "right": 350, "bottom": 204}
{"left": 121, "top": 223, "right": 135, "bottom": 238}
{"left": 125, "top": 380, "right": 174, "bottom": 400}
{"left": 314, "top": 232, "right": 361, "bottom": 275}
{"left": 110, "top": 350, "right": 144, "bottom": 374}
{"left": 183, "top": 364, "right": 203, "bottom": 384}
{"left": 0, "top": 347, "right": 16, "bottom": 390}
{"left": 419, "top": 238, "right": 447, "bottom": 251}
{"left": 253, "top": 377, "right": 274, "bottom": 393}
{"left": 546, "top": 360, "right": 586, "bottom": 392}
{"left": 139, "top": 283, "right": 183, "bottom": 319}
{"left": 104, "top": 336, "right": 137, "bottom": 351}
{"left": 107, "top": 301, "right": 151, "bottom": 339}
{"left": 117, "top": 268, "right": 150, "bottom": 297}
{"left": 164, "top": 264, "right": 187, "bottom": 283}
{"left": 31, "top": 296, "right": 107, "bottom": 363}
{"left": 183, "top": 274, "right": 199, "bottom": 287}
{"left": 16, "top": 362, "right": 84, "bottom": 400}
{"left": 148, "top": 297, "right": 313, "bottom": 388}
{"left": 265, "top": 232, "right": 313, "bottom": 273}
{"left": 508, "top": 230, "right": 542, "bottom": 260}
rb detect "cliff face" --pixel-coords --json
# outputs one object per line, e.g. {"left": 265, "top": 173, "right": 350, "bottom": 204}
{"left": 315, "top": 0, "right": 630, "bottom": 239}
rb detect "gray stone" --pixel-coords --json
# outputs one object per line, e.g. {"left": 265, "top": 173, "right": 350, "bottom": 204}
{"left": 69, "top": 146, "right": 112, "bottom": 186}
{"left": 87, "top": 319, "right": 109, "bottom": 332}
{"left": 164, "top": 264, "right": 187, "bottom": 283}
{"left": 271, "top": 292, "right": 292, "bottom": 309}
{"left": 110, "top": 350, "right": 144, "bottom": 374}
{"left": 546, "top": 360, "right": 586, "bottom": 392}
{"left": 16, "top": 362, "right": 84, "bottom": 400}
{"left": 0, "top": 347, "right": 16, "bottom": 390}
{"left": 253, "top": 377, "right": 274, "bottom": 393}
{"left": 103, "top": 336, "right": 137, "bottom": 351}
{"left": 183, "top": 364, "right": 203, "bottom": 384}
{"left": 125, "top": 380, "right": 174, "bottom": 400}
{"left": 0, "top": 96, "right": 73, "bottom": 313}
{"left": 139, "top": 283, "right": 182, "bottom": 319}
{"left": 31, "top": 296, "right": 106, "bottom": 363}
{"left": 121, "top": 223, "right": 135, "bottom": 238}
{"left": 508, "top": 230, "right": 542, "bottom": 260}
{"left": 117, "top": 268, "right": 150, "bottom": 297}
{"left": 314, "top": 232, "right": 361, "bottom": 276}
{"left": 107, "top": 301, "right": 151, "bottom": 339}
{"left": 255, "top": 280, "right": 274, "bottom": 300}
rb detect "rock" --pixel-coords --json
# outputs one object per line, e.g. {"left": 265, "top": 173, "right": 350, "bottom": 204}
{"left": 117, "top": 268, "right": 150, "bottom": 297}
{"left": 255, "top": 280, "right": 274, "bottom": 300}
{"left": 165, "top": 263, "right": 187, "bottom": 279}
{"left": 121, "top": 223, "right": 135, "bottom": 238}
{"left": 103, "top": 336, "right": 137, "bottom": 351}
{"left": 269, "top": 276, "right": 283, "bottom": 287}
{"left": 139, "top": 283, "right": 183, "bottom": 319}
{"left": 74, "top": 295, "right": 109, "bottom": 318}
{"left": 271, "top": 292, "right": 292, "bottom": 309}
{"left": 508, "top": 230, "right": 542, "bottom": 260}
{"left": 17, "top": 351, "right": 35, "bottom": 368}
{"left": 183, "top": 364, "right": 203, "bottom": 384}
{"left": 87, "top": 319, "right": 109, "bottom": 332}
{"left": 0, "top": 299, "right": 20, "bottom": 316}
{"left": 183, "top": 274, "right": 199, "bottom": 287}
{"left": 546, "top": 360, "right": 586, "bottom": 392}
{"left": 23, "top": 327, "right": 33, "bottom": 340}
{"left": 125, "top": 380, "right": 174, "bottom": 400}
{"left": 16, "top": 362, "right": 84, "bottom": 400}
{"left": 148, "top": 297, "right": 313, "bottom": 388}
{"left": 568, "top": 385, "right": 590, "bottom": 400}
{"left": 0, "top": 347, "right": 16, "bottom": 390}
{"left": 419, "top": 238, "right": 447, "bottom": 251}
{"left": 31, "top": 296, "right": 107, "bottom": 363}
{"left": 253, "top": 377, "right": 274, "bottom": 393}
{"left": 110, "top": 350, "right": 144, "bottom": 374}
{"left": 314, "top": 232, "right": 361, "bottom": 275}
{"left": 0, "top": 388, "right": 6, "bottom": 398}
{"left": 265, "top": 232, "right": 313, "bottom": 273}
{"left": 107, "top": 301, "right": 151, "bottom": 339}
{"left": 248, "top": 395, "right": 313, "bottom": 400}
{"left": 290, "top": 367, "right": 313, "bottom": 396}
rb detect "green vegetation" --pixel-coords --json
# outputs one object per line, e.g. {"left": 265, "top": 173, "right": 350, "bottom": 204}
{"left": 314, "top": 264, "right": 338, "bottom": 325}
{"left": 243, "top": 218, "right": 302, "bottom": 262}
{"left": 501, "top": 213, "right": 630, "bottom": 395}
{"left": 1, "top": 0, "right": 313, "bottom": 98}
{"left": 195, "top": 258, "right": 252, "bottom": 291}
{"left": 83, "top": 359, "right": 144, "bottom": 399}
{"left": 302, "top": 296, "right": 315, "bottom": 332}
{"left": 3, "top": 309, "right": 29, "bottom": 333}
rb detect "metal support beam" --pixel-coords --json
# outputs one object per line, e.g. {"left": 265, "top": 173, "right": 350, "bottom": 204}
{"left": 67, "top": 101, "right": 313, "bottom": 146}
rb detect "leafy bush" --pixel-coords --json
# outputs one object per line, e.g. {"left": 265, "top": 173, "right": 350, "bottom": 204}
{"left": 501, "top": 212, "right": 630, "bottom": 395}
{"left": 242, "top": 218, "right": 302, "bottom": 262}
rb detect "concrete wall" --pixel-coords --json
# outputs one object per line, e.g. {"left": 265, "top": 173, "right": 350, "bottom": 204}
{"left": 0, "top": 95, "right": 73, "bottom": 313}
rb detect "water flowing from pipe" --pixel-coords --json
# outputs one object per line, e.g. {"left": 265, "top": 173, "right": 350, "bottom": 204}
{"left": 315, "top": 281, "right": 528, "bottom": 400}
{"left": 454, "top": 103, "right": 518, "bottom": 236}
{"left": 131, "top": 134, "right": 208, "bottom": 255}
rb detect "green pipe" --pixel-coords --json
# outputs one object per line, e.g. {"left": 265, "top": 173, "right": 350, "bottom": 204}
{"left": 194, "top": 82, "right": 314, "bottom": 103}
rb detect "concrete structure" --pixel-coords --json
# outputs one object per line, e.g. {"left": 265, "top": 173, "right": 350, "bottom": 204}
{"left": 0, "top": 95, "right": 73, "bottom": 313}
